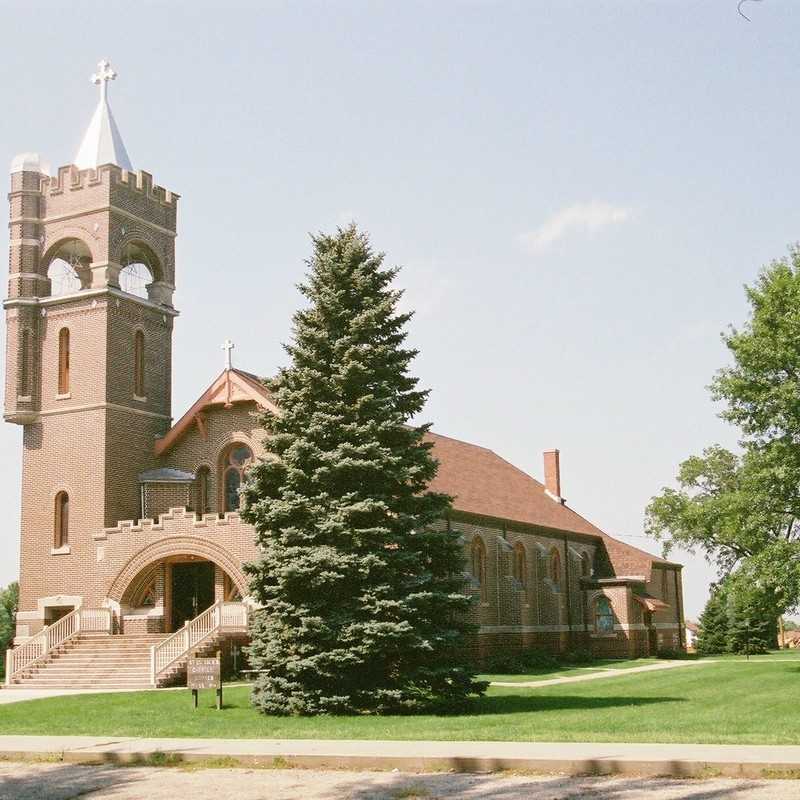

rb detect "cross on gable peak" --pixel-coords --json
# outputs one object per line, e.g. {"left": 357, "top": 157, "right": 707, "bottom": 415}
{"left": 222, "top": 339, "right": 235, "bottom": 371}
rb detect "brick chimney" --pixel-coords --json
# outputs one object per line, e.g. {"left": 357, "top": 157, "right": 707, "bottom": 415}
{"left": 544, "top": 449, "right": 564, "bottom": 503}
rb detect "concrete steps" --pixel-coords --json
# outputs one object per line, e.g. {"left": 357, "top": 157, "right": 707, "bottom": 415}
{"left": 6, "top": 633, "right": 169, "bottom": 690}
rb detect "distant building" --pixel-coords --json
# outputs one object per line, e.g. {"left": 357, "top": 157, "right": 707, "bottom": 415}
{"left": 685, "top": 621, "right": 699, "bottom": 650}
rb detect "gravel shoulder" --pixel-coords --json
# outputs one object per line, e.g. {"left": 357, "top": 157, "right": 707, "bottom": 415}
{"left": 3, "top": 761, "right": 800, "bottom": 800}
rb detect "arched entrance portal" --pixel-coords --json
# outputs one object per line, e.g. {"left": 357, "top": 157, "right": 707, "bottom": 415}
{"left": 119, "top": 555, "right": 243, "bottom": 634}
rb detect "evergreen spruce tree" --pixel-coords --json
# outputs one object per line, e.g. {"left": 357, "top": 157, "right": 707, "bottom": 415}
{"left": 241, "top": 226, "right": 485, "bottom": 715}
{"left": 725, "top": 579, "right": 777, "bottom": 655}
{"left": 696, "top": 583, "right": 730, "bottom": 656}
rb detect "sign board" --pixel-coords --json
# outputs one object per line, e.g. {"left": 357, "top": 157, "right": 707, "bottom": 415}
{"left": 188, "top": 656, "right": 221, "bottom": 690}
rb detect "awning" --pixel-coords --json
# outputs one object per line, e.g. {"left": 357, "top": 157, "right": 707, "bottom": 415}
{"left": 138, "top": 468, "right": 196, "bottom": 484}
{"left": 634, "top": 593, "right": 669, "bottom": 612}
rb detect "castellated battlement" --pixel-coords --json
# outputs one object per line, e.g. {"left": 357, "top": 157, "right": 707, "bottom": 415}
{"left": 95, "top": 506, "right": 250, "bottom": 541}
{"left": 44, "top": 163, "right": 178, "bottom": 208}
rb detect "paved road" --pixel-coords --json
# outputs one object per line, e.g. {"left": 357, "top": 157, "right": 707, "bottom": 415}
{"left": 1, "top": 762, "right": 799, "bottom": 799}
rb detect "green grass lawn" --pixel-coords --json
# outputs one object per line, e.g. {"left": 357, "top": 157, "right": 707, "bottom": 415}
{"left": 3, "top": 657, "right": 800, "bottom": 744}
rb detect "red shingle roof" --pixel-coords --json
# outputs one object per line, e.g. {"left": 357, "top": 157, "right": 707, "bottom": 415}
{"left": 425, "top": 431, "right": 674, "bottom": 579}
{"left": 160, "top": 372, "right": 675, "bottom": 580}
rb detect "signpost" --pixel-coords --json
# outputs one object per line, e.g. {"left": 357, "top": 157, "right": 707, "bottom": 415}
{"left": 188, "top": 652, "right": 223, "bottom": 710}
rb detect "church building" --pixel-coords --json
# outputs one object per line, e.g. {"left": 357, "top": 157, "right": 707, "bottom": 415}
{"left": 3, "top": 63, "right": 685, "bottom": 689}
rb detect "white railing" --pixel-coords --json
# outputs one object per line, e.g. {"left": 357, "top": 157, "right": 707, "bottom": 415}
{"left": 150, "top": 601, "right": 247, "bottom": 686}
{"left": 5, "top": 607, "right": 111, "bottom": 686}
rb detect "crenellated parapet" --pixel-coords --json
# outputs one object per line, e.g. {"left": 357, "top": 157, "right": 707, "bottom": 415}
{"left": 96, "top": 506, "right": 250, "bottom": 541}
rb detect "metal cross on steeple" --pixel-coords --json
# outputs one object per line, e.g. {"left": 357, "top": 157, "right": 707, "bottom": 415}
{"left": 222, "top": 339, "right": 235, "bottom": 371}
{"left": 91, "top": 59, "right": 117, "bottom": 102}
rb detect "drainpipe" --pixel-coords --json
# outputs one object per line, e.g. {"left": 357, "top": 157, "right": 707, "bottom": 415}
{"left": 673, "top": 568, "right": 685, "bottom": 649}
{"left": 496, "top": 530, "right": 502, "bottom": 627}
{"left": 563, "top": 535, "right": 573, "bottom": 648}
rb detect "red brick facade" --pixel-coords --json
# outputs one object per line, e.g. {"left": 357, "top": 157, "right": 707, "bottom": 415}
{"left": 4, "top": 157, "right": 684, "bottom": 658}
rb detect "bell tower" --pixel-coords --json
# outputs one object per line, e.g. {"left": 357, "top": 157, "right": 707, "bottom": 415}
{"left": 5, "top": 61, "right": 180, "bottom": 626}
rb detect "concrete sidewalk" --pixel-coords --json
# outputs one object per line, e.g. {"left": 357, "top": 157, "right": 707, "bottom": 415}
{"left": 492, "top": 659, "right": 712, "bottom": 689}
{"left": 3, "top": 735, "right": 800, "bottom": 778}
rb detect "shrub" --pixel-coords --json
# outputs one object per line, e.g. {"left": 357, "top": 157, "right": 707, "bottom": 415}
{"left": 560, "top": 648, "right": 595, "bottom": 666}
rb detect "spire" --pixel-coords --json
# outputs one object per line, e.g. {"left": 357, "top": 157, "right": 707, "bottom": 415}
{"left": 74, "top": 60, "right": 133, "bottom": 172}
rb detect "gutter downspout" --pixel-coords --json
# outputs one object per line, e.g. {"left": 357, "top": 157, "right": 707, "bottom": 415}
{"left": 673, "top": 568, "right": 685, "bottom": 650}
{"left": 563, "top": 535, "right": 572, "bottom": 649}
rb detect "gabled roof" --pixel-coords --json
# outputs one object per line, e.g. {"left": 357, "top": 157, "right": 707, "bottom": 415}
{"left": 157, "top": 368, "right": 676, "bottom": 579}
{"left": 425, "top": 431, "right": 675, "bottom": 578}
{"left": 154, "top": 369, "right": 276, "bottom": 456}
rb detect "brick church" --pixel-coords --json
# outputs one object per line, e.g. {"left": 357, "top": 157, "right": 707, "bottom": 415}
{"left": 3, "top": 63, "right": 685, "bottom": 689}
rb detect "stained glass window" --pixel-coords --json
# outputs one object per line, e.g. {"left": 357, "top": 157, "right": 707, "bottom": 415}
{"left": 222, "top": 444, "right": 253, "bottom": 512}
{"left": 595, "top": 597, "right": 614, "bottom": 633}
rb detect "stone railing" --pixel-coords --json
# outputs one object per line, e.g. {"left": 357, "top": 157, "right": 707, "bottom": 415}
{"left": 5, "top": 607, "right": 112, "bottom": 686}
{"left": 150, "top": 601, "right": 248, "bottom": 686}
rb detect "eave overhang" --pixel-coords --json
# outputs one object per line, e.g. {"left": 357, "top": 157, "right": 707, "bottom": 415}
{"left": 154, "top": 369, "right": 277, "bottom": 456}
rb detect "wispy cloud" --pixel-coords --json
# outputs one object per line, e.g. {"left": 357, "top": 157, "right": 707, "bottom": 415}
{"left": 519, "top": 201, "right": 632, "bottom": 254}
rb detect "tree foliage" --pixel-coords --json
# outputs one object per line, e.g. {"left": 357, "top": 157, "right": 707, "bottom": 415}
{"left": 646, "top": 248, "right": 800, "bottom": 616}
{"left": 0, "top": 582, "right": 19, "bottom": 669}
{"left": 696, "top": 577, "right": 778, "bottom": 656}
{"left": 696, "top": 583, "right": 729, "bottom": 656}
{"left": 241, "top": 226, "right": 485, "bottom": 715}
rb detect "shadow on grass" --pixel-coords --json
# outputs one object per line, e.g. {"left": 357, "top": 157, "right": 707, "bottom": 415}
{"left": 472, "top": 693, "right": 684, "bottom": 715}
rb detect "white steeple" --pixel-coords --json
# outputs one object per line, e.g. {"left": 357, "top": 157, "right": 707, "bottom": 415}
{"left": 74, "top": 60, "right": 133, "bottom": 171}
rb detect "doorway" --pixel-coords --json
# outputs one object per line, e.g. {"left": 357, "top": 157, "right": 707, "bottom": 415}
{"left": 170, "top": 561, "right": 215, "bottom": 630}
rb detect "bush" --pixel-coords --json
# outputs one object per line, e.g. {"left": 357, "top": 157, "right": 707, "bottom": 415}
{"left": 520, "top": 649, "right": 560, "bottom": 670}
{"left": 656, "top": 648, "right": 688, "bottom": 660}
{"left": 560, "top": 648, "right": 595, "bottom": 666}
{"left": 483, "top": 653, "right": 526, "bottom": 674}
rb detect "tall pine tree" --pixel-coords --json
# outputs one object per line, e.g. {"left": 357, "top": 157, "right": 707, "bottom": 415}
{"left": 241, "top": 226, "right": 485, "bottom": 715}
{"left": 696, "top": 583, "right": 730, "bottom": 656}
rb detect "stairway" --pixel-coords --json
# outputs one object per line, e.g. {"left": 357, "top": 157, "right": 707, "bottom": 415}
{"left": 5, "top": 634, "right": 167, "bottom": 690}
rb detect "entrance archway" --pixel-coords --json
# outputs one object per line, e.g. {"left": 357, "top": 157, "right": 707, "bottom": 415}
{"left": 110, "top": 537, "right": 248, "bottom": 634}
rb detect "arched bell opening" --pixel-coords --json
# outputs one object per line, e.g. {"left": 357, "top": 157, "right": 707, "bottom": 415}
{"left": 118, "top": 555, "right": 244, "bottom": 634}
{"left": 44, "top": 238, "right": 93, "bottom": 297}
{"left": 119, "top": 240, "right": 166, "bottom": 303}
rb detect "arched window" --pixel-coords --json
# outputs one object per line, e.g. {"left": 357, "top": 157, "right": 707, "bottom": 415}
{"left": 46, "top": 239, "right": 91, "bottom": 298}
{"left": 140, "top": 583, "right": 155, "bottom": 607}
{"left": 595, "top": 596, "right": 615, "bottom": 633}
{"left": 513, "top": 542, "right": 527, "bottom": 588}
{"left": 221, "top": 444, "right": 253, "bottom": 512}
{"left": 120, "top": 243, "right": 155, "bottom": 300}
{"left": 58, "top": 328, "right": 70, "bottom": 395}
{"left": 550, "top": 548, "right": 561, "bottom": 586}
{"left": 47, "top": 258, "right": 82, "bottom": 297}
{"left": 19, "top": 329, "right": 31, "bottom": 397}
{"left": 120, "top": 262, "right": 153, "bottom": 299}
{"left": 471, "top": 536, "right": 487, "bottom": 595}
{"left": 134, "top": 330, "right": 145, "bottom": 397}
{"left": 195, "top": 466, "right": 210, "bottom": 515}
{"left": 661, "top": 569, "right": 669, "bottom": 599}
{"left": 54, "top": 492, "right": 69, "bottom": 549}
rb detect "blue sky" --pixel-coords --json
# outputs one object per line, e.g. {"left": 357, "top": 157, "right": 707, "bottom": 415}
{"left": 1, "top": 0, "right": 798, "bottom": 618}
